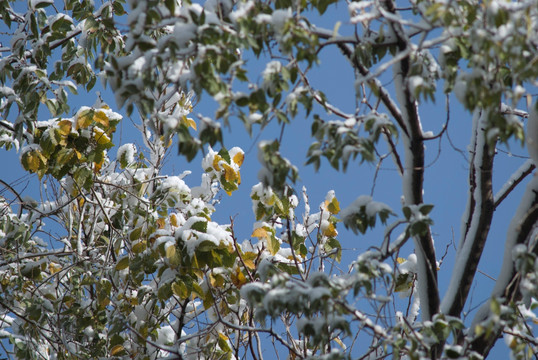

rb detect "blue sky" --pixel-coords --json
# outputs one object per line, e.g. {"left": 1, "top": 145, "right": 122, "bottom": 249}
{"left": 0, "top": 1, "right": 535, "bottom": 358}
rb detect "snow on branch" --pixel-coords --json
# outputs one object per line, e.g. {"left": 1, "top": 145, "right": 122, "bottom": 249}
{"left": 382, "top": 0, "right": 439, "bottom": 322}
{"left": 441, "top": 110, "right": 495, "bottom": 317}
{"left": 470, "top": 173, "right": 538, "bottom": 355}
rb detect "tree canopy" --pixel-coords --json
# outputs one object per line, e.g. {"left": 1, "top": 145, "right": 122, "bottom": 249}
{"left": 0, "top": 0, "right": 538, "bottom": 359}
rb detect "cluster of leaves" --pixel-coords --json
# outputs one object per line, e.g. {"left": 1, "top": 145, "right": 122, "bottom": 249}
{"left": 0, "top": 0, "right": 125, "bottom": 144}
{"left": 429, "top": 0, "right": 537, "bottom": 143}
{"left": 20, "top": 107, "right": 120, "bottom": 185}
{"left": 1, "top": 0, "right": 538, "bottom": 359}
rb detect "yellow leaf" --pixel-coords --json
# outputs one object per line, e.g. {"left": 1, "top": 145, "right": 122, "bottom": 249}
{"left": 166, "top": 244, "right": 176, "bottom": 260}
{"left": 93, "top": 156, "right": 105, "bottom": 173}
{"left": 242, "top": 252, "right": 257, "bottom": 270}
{"left": 218, "top": 332, "right": 229, "bottom": 341}
{"left": 76, "top": 110, "right": 93, "bottom": 129}
{"left": 157, "top": 218, "right": 166, "bottom": 229}
{"left": 48, "top": 262, "right": 62, "bottom": 274}
{"left": 327, "top": 197, "right": 340, "bottom": 214}
{"left": 323, "top": 223, "right": 338, "bottom": 237}
{"left": 209, "top": 272, "right": 225, "bottom": 288}
{"left": 231, "top": 268, "right": 247, "bottom": 288}
{"left": 58, "top": 120, "right": 72, "bottom": 137}
{"left": 223, "top": 163, "right": 238, "bottom": 182}
{"left": 172, "top": 282, "right": 189, "bottom": 299}
{"left": 243, "top": 259, "right": 255, "bottom": 269}
{"left": 25, "top": 151, "right": 42, "bottom": 172}
{"left": 22, "top": 150, "right": 47, "bottom": 173}
{"left": 509, "top": 336, "right": 518, "bottom": 349}
{"left": 165, "top": 137, "right": 173, "bottom": 148}
{"left": 251, "top": 228, "right": 268, "bottom": 239}
{"left": 267, "top": 235, "right": 280, "bottom": 255}
{"left": 396, "top": 257, "right": 406, "bottom": 264}
{"left": 170, "top": 214, "right": 178, "bottom": 227}
{"left": 93, "top": 110, "right": 109, "bottom": 128}
{"left": 265, "top": 195, "right": 276, "bottom": 206}
{"left": 212, "top": 155, "right": 222, "bottom": 171}
{"left": 334, "top": 337, "right": 346, "bottom": 350}
{"left": 232, "top": 151, "right": 244, "bottom": 166}
{"left": 187, "top": 118, "right": 197, "bottom": 130}
{"left": 93, "top": 127, "right": 111, "bottom": 145}
{"left": 110, "top": 345, "right": 125, "bottom": 356}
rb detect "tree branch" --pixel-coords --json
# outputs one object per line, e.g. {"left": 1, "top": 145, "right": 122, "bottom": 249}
{"left": 494, "top": 159, "right": 535, "bottom": 209}
{"left": 380, "top": 0, "right": 439, "bottom": 325}
{"left": 441, "top": 110, "right": 495, "bottom": 318}
{"left": 469, "top": 173, "right": 538, "bottom": 357}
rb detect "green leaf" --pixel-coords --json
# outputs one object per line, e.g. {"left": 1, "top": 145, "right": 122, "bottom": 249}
{"left": 172, "top": 281, "right": 190, "bottom": 299}
{"left": 115, "top": 256, "right": 129, "bottom": 271}
{"left": 324, "top": 237, "right": 341, "bottom": 262}
{"left": 402, "top": 206, "right": 412, "bottom": 220}
{"left": 191, "top": 221, "right": 208, "bottom": 232}
{"left": 130, "top": 227, "right": 142, "bottom": 241}
{"left": 267, "top": 235, "right": 280, "bottom": 255}
{"left": 419, "top": 204, "right": 434, "bottom": 216}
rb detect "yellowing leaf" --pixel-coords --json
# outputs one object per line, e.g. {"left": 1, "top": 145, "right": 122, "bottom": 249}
{"left": 93, "top": 156, "right": 105, "bottom": 173}
{"left": 212, "top": 155, "right": 222, "bottom": 171}
{"left": 57, "top": 119, "right": 72, "bottom": 137}
{"left": 265, "top": 195, "right": 276, "bottom": 206}
{"left": 93, "top": 127, "right": 111, "bottom": 145}
{"left": 232, "top": 151, "right": 244, "bottom": 166}
{"left": 93, "top": 110, "right": 109, "bottom": 128}
{"left": 231, "top": 268, "right": 247, "bottom": 288}
{"left": 267, "top": 235, "right": 280, "bottom": 255}
{"left": 172, "top": 281, "right": 189, "bottom": 299}
{"left": 334, "top": 337, "right": 346, "bottom": 350}
{"left": 48, "top": 262, "right": 62, "bottom": 274}
{"left": 170, "top": 214, "right": 178, "bottom": 227}
{"left": 251, "top": 228, "right": 268, "bottom": 239}
{"left": 25, "top": 152, "right": 42, "bottom": 172}
{"left": 157, "top": 218, "right": 166, "bottom": 229}
{"left": 165, "top": 137, "right": 173, "bottom": 148}
{"left": 222, "top": 163, "right": 238, "bottom": 182}
{"left": 110, "top": 345, "right": 125, "bottom": 356}
{"left": 323, "top": 223, "right": 338, "bottom": 237}
{"left": 508, "top": 336, "right": 518, "bottom": 349}
{"left": 22, "top": 150, "right": 47, "bottom": 173}
{"left": 396, "top": 257, "right": 406, "bottom": 264}
{"left": 187, "top": 118, "right": 197, "bottom": 130}
{"left": 242, "top": 252, "right": 257, "bottom": 270}
{"left": 209, "top": 273, "right": 225, "bottom": 288}
{"left": 115, "top": 257, "right": 129, "bottom": 271}
{"left": 76, "top": 110, "right": 93, "bottom": 129}
{"left": 132, "top": 241, "right": 146, "bottom": 254}
{"left": 327, "top": 197, "right": 340, "bottom": 214}
{"left": 166, "top": 244, "right": 176, "bottom": 260}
